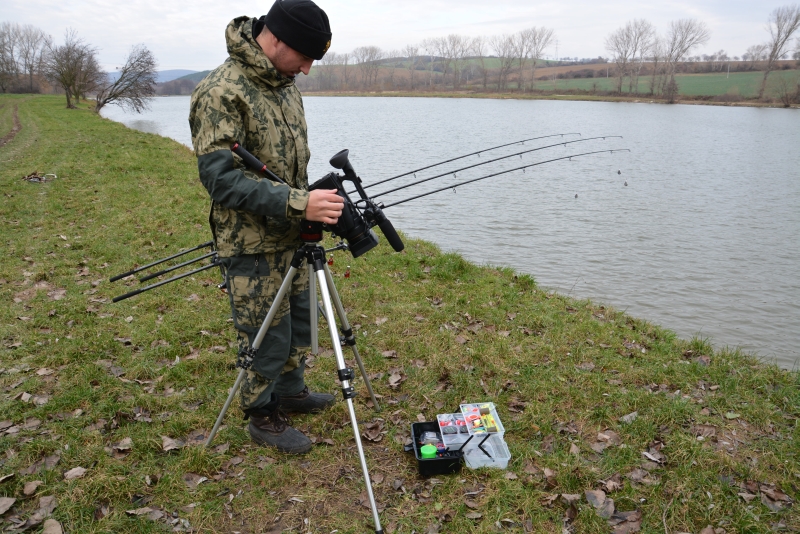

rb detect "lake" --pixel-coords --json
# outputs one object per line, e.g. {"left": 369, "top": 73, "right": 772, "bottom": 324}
{"left": 101, "top": 95, "right": 800, "bottom": 369}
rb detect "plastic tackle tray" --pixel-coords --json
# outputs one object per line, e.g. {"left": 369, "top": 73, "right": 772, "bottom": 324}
{"left": 436, "top": 413, "right": 471, "bottom": 449}
{"left": 463, "top": 434, "right": 511, "bottom": 470}
{"left": 459, "top": 402, "right": 505, "bottom": 438}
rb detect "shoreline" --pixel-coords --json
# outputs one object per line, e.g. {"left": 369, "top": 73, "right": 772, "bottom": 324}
{"left": 301, "top": 90, "right": 800, "bottom": 109}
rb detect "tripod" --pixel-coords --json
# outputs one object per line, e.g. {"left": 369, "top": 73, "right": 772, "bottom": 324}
{"left": 204, "top": 235, "right": 384, "bottom": 534}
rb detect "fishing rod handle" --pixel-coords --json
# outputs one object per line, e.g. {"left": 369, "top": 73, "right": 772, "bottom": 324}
{"left": 109, "top": 240, "right": 214, "bottom": 282}
{"left": 231, "top": 142, "right": 287, "bottom": 185}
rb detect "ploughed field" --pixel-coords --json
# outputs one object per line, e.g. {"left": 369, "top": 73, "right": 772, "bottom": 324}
{"left": 0, "top": 95, "right": 798, "bottom": 533}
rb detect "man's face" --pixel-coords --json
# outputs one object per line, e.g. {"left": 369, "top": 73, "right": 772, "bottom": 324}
{"left": 270, "top": 40, "right": 314, "bottom": 78}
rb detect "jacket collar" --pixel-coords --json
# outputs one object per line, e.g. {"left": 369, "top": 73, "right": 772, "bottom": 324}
{"left": 225, "top": 16, "right": 295, "bottom": 90}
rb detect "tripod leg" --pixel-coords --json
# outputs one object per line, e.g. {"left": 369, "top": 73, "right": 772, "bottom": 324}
{"left": 324, "top": 264, "right": 381, "bottom": 412}
{"left": 314, "top": 266, "right": 383, "bottom": 533}
{"left": 205, "top": 261, "right": 301, "bottom": 448}
{"left": 309, "top": 264, "right": 318, "bottom": 355}
{"left": 205, "top": 368, "right": 245, "bottom": 447}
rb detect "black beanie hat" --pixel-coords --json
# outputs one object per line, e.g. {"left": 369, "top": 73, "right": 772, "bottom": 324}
{"left": 256, "top": 0, "right": 332, "bottom": 61}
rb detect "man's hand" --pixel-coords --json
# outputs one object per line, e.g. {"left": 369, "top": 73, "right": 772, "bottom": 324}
{"left": 305, "top": 189, "right": 344, "bottom": 224}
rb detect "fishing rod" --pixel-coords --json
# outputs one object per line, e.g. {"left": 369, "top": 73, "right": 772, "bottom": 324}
{"left": 109, "top": 241, "right": 214, "bottom": 282}
{"left": 112, "top": 259, "right": 223, "bottom": 303}
{"left": 369, "top": 136, "right": 622, "bottom": 200}
{"left": 138, "top": 251, "right": 217, "bottom": 283}
{"left": 381, "top": 149, "right": 631, "bottom": 209}
{"left": 347, "top": 133, "right": 582, "bottom": 196}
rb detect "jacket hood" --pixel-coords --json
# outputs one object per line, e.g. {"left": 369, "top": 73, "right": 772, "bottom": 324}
{"left": 225, "top": 16, "right": 295, "bottom": 89}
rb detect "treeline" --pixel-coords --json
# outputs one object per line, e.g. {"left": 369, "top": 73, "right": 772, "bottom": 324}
{"left": 0, "top": 22, "right": 158, "bottom": 111}
{"left": 296, "top": 4, "right": 800, "bottom": 103}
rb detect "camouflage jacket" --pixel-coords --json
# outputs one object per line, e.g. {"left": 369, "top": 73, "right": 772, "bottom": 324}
{"left": 189, "top": 16, "right": 311, "bottom": 257}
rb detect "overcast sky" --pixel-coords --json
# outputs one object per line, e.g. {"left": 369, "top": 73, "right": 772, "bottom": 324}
{"left": 0, "top": 0, "right": 792, "bottom": 72}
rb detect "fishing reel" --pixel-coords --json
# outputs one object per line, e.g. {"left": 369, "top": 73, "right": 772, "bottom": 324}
{"left": 232, "top": 142, "right": 404, "bottom": 258}
{"left": 307, "top": 149, "right": 404, "bottom": 257}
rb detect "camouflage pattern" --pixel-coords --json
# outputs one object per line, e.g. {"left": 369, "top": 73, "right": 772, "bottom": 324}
{"left": 189, "top": 16, "right": 311, "bottom": 258}
{"left": 223, "top": 251, "right": 311, "bottom": 412}
{"left": 190, "top": 16, "right": 316, "bottom": 412}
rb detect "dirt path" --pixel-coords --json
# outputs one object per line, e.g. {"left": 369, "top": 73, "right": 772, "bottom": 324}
{"left": 0, "top": 104, "right": 22, "bottom": 148}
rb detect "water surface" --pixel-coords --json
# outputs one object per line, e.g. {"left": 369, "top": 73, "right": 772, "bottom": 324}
{"left": 102, "top": 96, "right": 800, "bottom": 369}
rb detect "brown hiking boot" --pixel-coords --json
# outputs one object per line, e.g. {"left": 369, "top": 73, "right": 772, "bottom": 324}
{"left": 248, "top": 409, "right": 312, "bottom": 454}
{"left": 279, "top": 386, "right": 336, "bottom": 414}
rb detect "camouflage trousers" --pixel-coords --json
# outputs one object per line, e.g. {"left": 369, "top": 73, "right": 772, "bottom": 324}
{"left": 221, "top": 250, "right": 311, "bottom": 415}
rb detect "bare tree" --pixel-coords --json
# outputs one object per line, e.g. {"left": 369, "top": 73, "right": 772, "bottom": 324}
{"left": 403, "top": 44, "right": 420, "bottom": 90}
{"left": 513, "top": 30, "right": 533, "bottom": 91}
{"left": 527, "top": 27, "right": 554, "bottom": 91}
{"left": 0, "top": 22, "right": 19, "bottom": 92}
{"left": 43, "top": 29, "right": 100, "bottom": 108}
{"left": 421, "top": 38, "right": 438, "bottom": 88}
{"left": 430, "top": 37, "right": 451, "bottom": 88}
{"left": 470, "top": 36, "right": 490, "bottom": 90}
{"left": 17, "top": 25, "right": 50, "bottom": 92}
{"left": 352, "top": 46, "right": 383, "bottom": 89}
{"left": 446, "top": 34, "right": 470, "bottom": 88}
{"left": 628, "top": 19, "right": 655, "bottom": 93}
{"left": 758, "top": 4, "right": 800, "bottom": 99}
{"left": 341, "top": 52, "right": 349, "bottom": 90}
{"left": 648, "top": 36, "right": 665, "bottom": 95}
{"left": 662, "top": 19, "right": 710, "bottom": 102}
{"left": 743, "top": 43, "right": 768, "bottom": 69}
{"left": 605, "top": 25, "right": 634, "bottom": 93}
{"left": 317, "top": 50, "right": 339, "bottom": 90}
{"left": 385, "top": 49, "right": 400, "bottom": 89}
{"left": 490, "top": 34, "right": 515, "bottom": 91}
{"left": 94, "top": 44, "right": 157, "bottom": 113}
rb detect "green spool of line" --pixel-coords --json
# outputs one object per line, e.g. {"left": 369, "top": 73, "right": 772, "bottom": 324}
{"left": 420, "top": 444, "right": 437, "bottom": 459}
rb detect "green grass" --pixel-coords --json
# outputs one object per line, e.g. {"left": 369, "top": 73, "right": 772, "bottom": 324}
{"left": 530, "top": 70, "right": 800, "bottom": 99}
{"left": 1, "top": 95, "right": 799, "bottom": 533}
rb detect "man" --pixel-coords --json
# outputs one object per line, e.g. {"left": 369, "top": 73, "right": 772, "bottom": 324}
{"left": 189, "top": 0, "right": 343, "bottom": 454}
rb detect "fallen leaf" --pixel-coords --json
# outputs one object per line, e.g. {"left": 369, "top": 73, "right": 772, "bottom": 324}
{"left": 602, "top": 473, "right": 623, "bottom": 493}
{"left": 182, "top": 473, "right": 208, "bottom": 489}
{"left": 0, "top": 497, "right": 15, "bottom": 514}
{"left": 375, "top": 317, "right": 388, "bottom": 325}
{"left": 126, "top": 507, "right": 155, "bottom": 516}
{"left": 725, "top": 412, "right": 740, "bottom": 420}
{"left": 161, "top": 436, "right": 184, "bottom": 451}
{"left": 47, "top": 289, "right": 66, "bottom": 301}
{"left": 381, "top": 350, "right": 398, "bottom": 359}
{"left": 585, "top": 489, "right": 607, "bottom": 508}
{"left": 540, "top": 494, "right": 559, "bottom": 507}
{"left": 619, "top": 411, "right": 638, "bottom": 424}
{"left": 38, "top": 495, "right": 57, "bottom": 515}
{"left": 465, "top": 512, "right": 482, "bottom": 520}
{"left": 541, "top": 435, "right": 555, "bottom": 454}
{"left": 561, "top": 494, "right": 581, "bottom": 506}
{"left": 64, "top": 467, "right": 86, "bottom": 480}
{"left": 41, "top": 519, "right": 63, "bottom": 534}
{"left": 23, "top": 481, "right": 43, "bottom": 495}
{"left": 738, "top": 492, "right": 757, "bottom": 503}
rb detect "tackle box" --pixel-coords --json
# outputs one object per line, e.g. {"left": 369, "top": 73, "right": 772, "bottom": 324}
{"left": 408, "top": 421, "right": 465, "bottom": 476}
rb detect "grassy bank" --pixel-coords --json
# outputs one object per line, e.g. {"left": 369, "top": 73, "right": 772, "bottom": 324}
{"left": 304, "top": 70, "right": 800, "bottom": 107}
{"left": 1, "top": 95, "right": 798, "bottom": 533}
